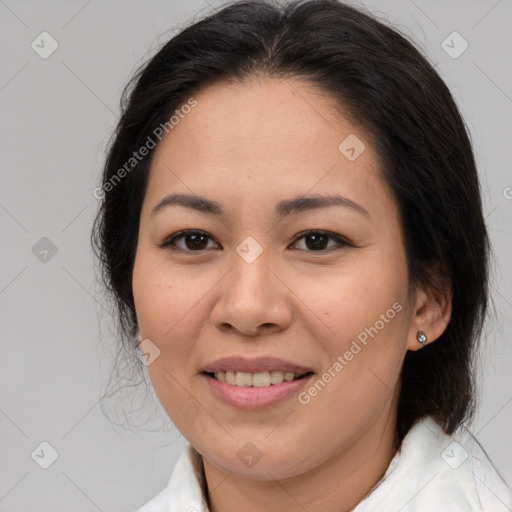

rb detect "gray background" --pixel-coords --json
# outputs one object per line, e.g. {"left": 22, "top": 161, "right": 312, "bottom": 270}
{"left": 0, "top": 0, "right": 511, "bottom": 510}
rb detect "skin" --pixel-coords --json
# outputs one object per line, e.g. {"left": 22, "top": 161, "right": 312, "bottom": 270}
{"left": 132, "top": 76, "right": 451, "bottom": 512}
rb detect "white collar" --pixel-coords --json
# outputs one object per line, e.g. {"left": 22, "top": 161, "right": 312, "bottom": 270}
{"left": 135, "top": 416, "right": 511, "bottom": 511}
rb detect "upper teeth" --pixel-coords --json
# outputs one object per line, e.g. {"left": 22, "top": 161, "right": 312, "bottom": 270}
{"left": 213, "top": 370, "right": 305, "bottom": 387}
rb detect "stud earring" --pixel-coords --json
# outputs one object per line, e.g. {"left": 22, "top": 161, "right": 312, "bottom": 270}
{"left": 417, "top": 330, "right": 428, "bottom": 346}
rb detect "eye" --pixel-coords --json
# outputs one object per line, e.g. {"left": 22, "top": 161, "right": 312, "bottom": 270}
{"left": 160, "top": 229, "right": 351, "bottom": 253}
{"left": 161, "top": 230, "right": 220, "bottom": 251}
{"left": 290, "top": 230, "right": 351, "bottom": 251}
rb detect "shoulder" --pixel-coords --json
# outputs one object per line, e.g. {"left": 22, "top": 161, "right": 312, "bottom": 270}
{"left": 455, "top": 424, "right": 512, "bottom": 511}
{"left": 133, "top": 444, "right": 208, "bottom": 512}
{"left": 354, "top": 416, "right": 512, "bottom": 511}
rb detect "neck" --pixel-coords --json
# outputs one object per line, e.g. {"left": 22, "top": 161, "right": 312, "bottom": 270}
{"left": 202, "top": 396, "right": 400, "bottom": 512}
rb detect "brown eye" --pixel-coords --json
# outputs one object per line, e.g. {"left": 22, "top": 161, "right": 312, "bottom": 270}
{"left": 304, "top": 233, "right": 329, "bottom": 250}
{"left": 183, "top": 233, "right": 209, "bottom": 250}
{"left": 291, "top": 230, "right": 350, "bottom": 251}
{"left": 162, "top": 230, "right": 220, "bottom": 251}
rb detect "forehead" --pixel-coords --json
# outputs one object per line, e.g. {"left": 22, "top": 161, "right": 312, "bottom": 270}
{"left": 144, "top": 76, "right": 394, "bottom": 219}
{"left": 153, "top": 76, "right": 361, "bottom": 164}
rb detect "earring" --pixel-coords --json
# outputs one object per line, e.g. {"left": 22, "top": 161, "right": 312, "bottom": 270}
{"left": 417, "top": 330, "right": 428, "bottom": 346}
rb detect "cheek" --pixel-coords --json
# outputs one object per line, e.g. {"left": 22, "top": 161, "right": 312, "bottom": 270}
{"left": 132, "top": 250, "right": 215, "bottom": 339}
{"left": 132, "top": 253, "right": 209, "bottom": 427}
{"left": 297, "top": 273, "right": 409, "bottom": 435}
{"left": 132, "top": 250, "right": 225, "bottom": 407}
{"left": 300, "top": 257, "right": 407, "bottom": 332}
{"left": 298, "top": 256, "right": 410, "bottom": 384}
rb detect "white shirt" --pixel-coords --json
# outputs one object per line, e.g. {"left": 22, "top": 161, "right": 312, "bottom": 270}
{"left": 134, "top": 416, "right": 512, "bottom": 511}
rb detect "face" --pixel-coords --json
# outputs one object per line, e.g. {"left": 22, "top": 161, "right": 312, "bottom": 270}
{"left": 132, "top": 76, "right": 419, "bottom": 480}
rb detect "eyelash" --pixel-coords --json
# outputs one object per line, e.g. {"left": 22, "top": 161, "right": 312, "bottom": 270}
{"left": 160, "top": 229, "right": 352, "bottom": 253}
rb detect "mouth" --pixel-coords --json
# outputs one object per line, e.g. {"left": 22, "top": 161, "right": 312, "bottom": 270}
{"left": 201, "top": 356, "right": 315, "bottom": 408}
{"left": 202, "top": 369, "right": 315, "bottom": 409}
{"left": 203, "top": 370, "right": 314, "bottom": 387}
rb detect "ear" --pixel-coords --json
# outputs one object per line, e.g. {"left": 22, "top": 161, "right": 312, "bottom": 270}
{"left": 406, "top": 276, "right": 452, "bottom": 352}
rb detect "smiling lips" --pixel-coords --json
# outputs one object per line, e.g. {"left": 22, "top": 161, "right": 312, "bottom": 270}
{"left": 203, "top": 355, "right": 313, "bottom": 371}
{"left": 202, "top": 355, "right": 314, "bottom": 384}
{"left": 212, "top": 370, "right": 308, "bottom": 387}
{"left": 202, "top": 356, "right": 314, "bottom": 408}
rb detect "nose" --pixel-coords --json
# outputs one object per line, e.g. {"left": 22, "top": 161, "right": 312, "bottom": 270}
{"left": 210, "top": 249, "right": 293, "bottom": 337}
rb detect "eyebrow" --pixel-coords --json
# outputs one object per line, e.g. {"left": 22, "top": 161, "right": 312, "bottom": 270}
{"left": 150, "top": 193, "right": 370, "bottom": 219}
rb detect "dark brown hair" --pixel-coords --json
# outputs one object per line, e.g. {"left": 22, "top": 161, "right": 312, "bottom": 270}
{"left": 92, "top": 0, "right": 491, "bottom": 442}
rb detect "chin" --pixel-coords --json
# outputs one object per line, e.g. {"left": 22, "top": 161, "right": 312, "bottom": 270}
{"left": 198, "top": 438, "right": 316, "bottom": 481}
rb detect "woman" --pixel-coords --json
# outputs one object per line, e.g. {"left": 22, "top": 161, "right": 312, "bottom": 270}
{"left": 92, "top": 0, "right": 511, "bottom": 510}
